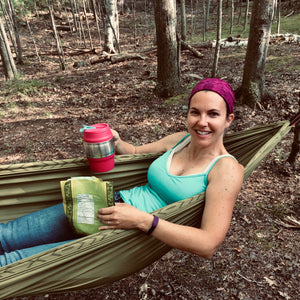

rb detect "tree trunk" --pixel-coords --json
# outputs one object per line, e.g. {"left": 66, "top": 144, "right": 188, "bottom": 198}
{"left": 276, "top": 0, "right": 281, "bottom": 34}
{"left": 102, "top": 0, "right": 120, "bottom": 54}
{"left": 212, "top": 0, "right": 222, "bottom": 77}
{"left": 49, "top": 5, "right": 66, "bottom": 70}
{"left": 153, "top": 0, "right": 181, "bottom": 97}
{"left": 75, "top": 0, "right": 87, "bottom": 47}
{"left": 8, "top": 0, "right": 23, "bottom": 64}
{"left": 69, "top": 0, "right": 78, "bottom": 32}
{"left": 238, "top": 0, "right": 275, "bottom": 108}
{"left": 0, "top": 16, "right": 17, "bottom": 80}
{"left": 205, "top": 0, "right": 211, "bottom": 31}
{"left": 179, "top": 0, "right": 186, "bottom": 41}
{"left": 83, "top": 0, "right": 93, "bottom": 48}
{"left": 19, "top": 0, "right": 41, "bottom": 63}
{"left": 243, "top": 0, "right": 249, "bottom": 32}
{"left": 229, "top": 0, "right": 234, "bottom": 34}
{"left": 202, "top": 0, "right": 206, "bottom": 41}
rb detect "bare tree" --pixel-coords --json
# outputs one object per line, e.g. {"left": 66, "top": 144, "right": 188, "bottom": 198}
{"left": 101, "top": 0, "right": 120, "bottom": 53}
{"left": 7, "top": 0, "right": 23, "bottom": 64}
{"left": 49, "top": 5, "right": 66, "bottom": 70}
{"left": 153, "top": 0, "right": 181, "bottom": 97}
{"left": 237, "top": 0, "right": 275, "bottom": 108}
{"left": 0, "top": 16, "right": 17, "bottom": 80}
{"left": 229, "top": 0, "right": 234, "bottom": 34}
{"left": 276, "top": 0, "right": 282, "bottom": 34}
{"left": 212, "top": 0, "right": 222, "bottom": 77}
{"left": 179, "top": 0, "right": 186, "bottom": 41}
{"left": 243, "top": 0, "right": 249, "bottom": 32}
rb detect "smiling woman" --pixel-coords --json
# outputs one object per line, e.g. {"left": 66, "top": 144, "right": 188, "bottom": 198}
{"left": 0, "top": 78, "right": 244, "bottom": 266}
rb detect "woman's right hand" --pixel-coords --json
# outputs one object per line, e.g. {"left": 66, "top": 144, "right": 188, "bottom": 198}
{"left": 111, "top": 129, "right": 123, "bottom": 154}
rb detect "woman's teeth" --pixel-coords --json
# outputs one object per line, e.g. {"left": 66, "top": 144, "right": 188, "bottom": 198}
{"left": 197, "top": 131, "right": 209, "bottom": 135}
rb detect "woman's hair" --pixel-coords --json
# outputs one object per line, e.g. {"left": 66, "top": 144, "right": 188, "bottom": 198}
{"left": 188, "top": 78, "right": 235, "bottom": 115}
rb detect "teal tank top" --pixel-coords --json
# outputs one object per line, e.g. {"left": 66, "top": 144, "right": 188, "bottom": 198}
{"left": 120, "top": 135, "right": 235, "bottom": 213}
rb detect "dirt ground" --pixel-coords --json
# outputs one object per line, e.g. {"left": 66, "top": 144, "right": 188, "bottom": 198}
{"left": 0, "top": 8, "right": 299, "bottom": 300}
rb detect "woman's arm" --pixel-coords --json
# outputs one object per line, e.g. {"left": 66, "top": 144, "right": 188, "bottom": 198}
{"left": 112, "top": 129, "right": 187, "bottom": 155}
{"left": 149, "top": 158, "right": 244, "bottom": 258}
{"left": 97, "top": 158, "right": 244, "bottom": 259}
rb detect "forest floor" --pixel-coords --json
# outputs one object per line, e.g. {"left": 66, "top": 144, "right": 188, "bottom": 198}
{"left": 0, "top": 9, "right": 299, "bottom": 300}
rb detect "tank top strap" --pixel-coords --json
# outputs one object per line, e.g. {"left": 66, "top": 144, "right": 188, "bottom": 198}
{"left": 172, "top": 134, "right": 191, "bottom": 149}
{"left": 204, "top": 154, "right": 237, "bottom": 174}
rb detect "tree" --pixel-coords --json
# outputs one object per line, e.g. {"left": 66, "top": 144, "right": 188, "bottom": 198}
{"left": 7, "top": 0, "right": 23, "bottom": 64}
{"left": 276, "top": 0, "right": 282, "bottom": 34}
{"left": 237, "top": 0, "right": 275, "bottom": 108}
{"left": 0, "top": 16, "right": 17, "bottom": 80}
{"left": 212, "top": 0, "right": 222, "bottom": 77}
{"left": 153, "top": 0, "right": 181, "bottom": 97}
{"left": 243, "top": 0, "right": 249, "bottom": 32}
{"left": 101, "top": 0, "right": 120, "bottom": 53}
{"left": 179, "top": 0, "right": 186, "bottom": 41}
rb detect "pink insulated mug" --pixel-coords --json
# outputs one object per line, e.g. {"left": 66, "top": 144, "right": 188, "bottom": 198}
{"left": 81, "top": 123, "right": 115, "bottom": 173}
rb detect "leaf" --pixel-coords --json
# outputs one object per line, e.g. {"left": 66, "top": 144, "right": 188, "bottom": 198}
{"left": 264, "top": 276, "right": 277, "bottom": 287}
{"left": 278, "top": 291, "right": 291, "bottom": 299}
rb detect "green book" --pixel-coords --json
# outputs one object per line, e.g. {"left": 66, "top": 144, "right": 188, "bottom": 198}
{"left": 61, "top": 176, "right": 114, "bottom": 235}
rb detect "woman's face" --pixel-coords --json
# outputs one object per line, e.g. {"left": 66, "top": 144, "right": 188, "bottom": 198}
{"left": 187, "top": 90, "right": 234, "bottom": 147}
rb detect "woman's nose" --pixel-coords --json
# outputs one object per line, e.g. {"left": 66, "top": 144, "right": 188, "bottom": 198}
{"left": 198, "top": 114, "right": 208, "bottom": 126}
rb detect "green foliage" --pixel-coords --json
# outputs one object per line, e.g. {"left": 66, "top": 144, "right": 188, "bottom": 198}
{"left": 265, "top": 53, "right": 300, "bottom": 78}
{"left": 272, "top": 14, "right": 300, "bottom": 34}
{"left": 0, "top": 78, "right": 49, "bottom": 97}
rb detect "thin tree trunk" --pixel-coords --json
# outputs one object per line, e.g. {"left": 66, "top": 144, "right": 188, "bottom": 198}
{"left": 206, "top": 0, "right": 211, "bottom": 31}
{"left": 276, "top": 0, "right": 281, "bottom": 34}
{"left": 92, "top": 0, "right": 102, "bottom": 45}
{"left": 237, "top": 0, "right": 242, "bottom": 25}
{"left": 0, "top": 0, "right": 17, "bottom": 56}
{"left": 190, "top": 0, "right": 194, "bottom": 39}
{"left": 132, "top": 0, "right": 137, "bottom": 47}
{"left": 243, "top": 0, "right": 249, "bottom": 32}
{"left": 75, "top": 0, "right": 87, "bottom": 47}
{"left": 202, "top": 0, "right": 206, "bottom": 41}
{"left": 230, "top": 0, "right": 234, "bottom": 34}
{"left": 0, "top": 16, "right": 17, "bottom": 79}
{"left": 180, "top": 0, "right": 186, "bottom": 41}
{"left": 212, "top": 0, "right": 222, "bottom": 77}
{"left": 19, "top": 0, "right": 41, "bottom": 63}
{"left": 83, "top": 0, "right": 93, "bottom": 48}
{"left": 49, "top": 5, "right": 66, "bottom": 70}
{"left": 8, "top": 0, "right": 23, "bottom": 64}
{"left": 69, "top": 0, "right": 78, "bottom": 32}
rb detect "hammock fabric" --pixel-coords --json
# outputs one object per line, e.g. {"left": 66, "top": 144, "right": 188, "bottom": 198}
{"left": 0, "top": 121, "right": 291, "bottom": 299}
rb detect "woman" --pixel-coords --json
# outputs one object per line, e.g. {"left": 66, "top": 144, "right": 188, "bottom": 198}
{"left": 97, "top": 78, "right": 244, "bottom": 258}
{"left": 0, "top": 78, "right": 244, "bottom": 266}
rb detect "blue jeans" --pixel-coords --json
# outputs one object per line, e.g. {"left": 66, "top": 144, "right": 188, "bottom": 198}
{"left": 0, "top": 203, "right": 78, "bottom": 267}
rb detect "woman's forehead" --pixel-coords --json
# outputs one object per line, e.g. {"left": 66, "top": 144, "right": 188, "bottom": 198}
{"left": 190, "top": 91, "right": 227, "bottom": 110}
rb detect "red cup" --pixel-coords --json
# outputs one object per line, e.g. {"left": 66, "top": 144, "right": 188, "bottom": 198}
{"left": 82, "top": 123, "right": 115, "bottom": 173}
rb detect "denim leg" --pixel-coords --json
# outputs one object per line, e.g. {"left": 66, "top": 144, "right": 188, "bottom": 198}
{"left": 0, "top": 203, "right": 78, "bottom": 254}
{"left": 0, "top": 240, "right": 73, "bottom": 267}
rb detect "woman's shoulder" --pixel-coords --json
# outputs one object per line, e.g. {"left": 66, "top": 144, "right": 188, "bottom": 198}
{"left": 208, "top": 155, "right": 244, "bottom": 181}
{"left": 162, "top": 131, "right": 189, "bottom": 151}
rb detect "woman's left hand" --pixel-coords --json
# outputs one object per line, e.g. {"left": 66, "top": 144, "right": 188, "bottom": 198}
{"left": 96, "top": 203, "right": 152, "bottom": 232}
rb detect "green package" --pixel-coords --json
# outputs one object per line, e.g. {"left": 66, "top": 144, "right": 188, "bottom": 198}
{"left": 61, "top": 176, "right": 114, "bottom": 235}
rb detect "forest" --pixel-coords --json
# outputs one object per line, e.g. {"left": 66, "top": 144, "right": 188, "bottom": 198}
{"left": 0, "top": 0, "right": 299, "bottom": 299}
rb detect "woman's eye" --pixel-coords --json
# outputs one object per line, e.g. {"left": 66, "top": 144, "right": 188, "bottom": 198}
{"left": 209, "top": 111, "right": 220, "bottom": 117}
{"left": 190, "top": 110, "right": 199, "bottom": 115}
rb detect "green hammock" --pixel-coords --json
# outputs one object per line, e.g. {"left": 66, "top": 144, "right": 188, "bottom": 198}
{"left": 0, "top": 121, "right": 291, "bottom": 299}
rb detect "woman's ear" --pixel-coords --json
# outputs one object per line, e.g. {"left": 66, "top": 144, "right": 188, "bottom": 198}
{"left": 226, "top": 113, "right": 234, "bottom": 128}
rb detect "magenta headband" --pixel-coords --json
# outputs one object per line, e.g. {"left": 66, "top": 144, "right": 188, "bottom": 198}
{"left": 188, "top": 78, "right": 235, "bottom": 114}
